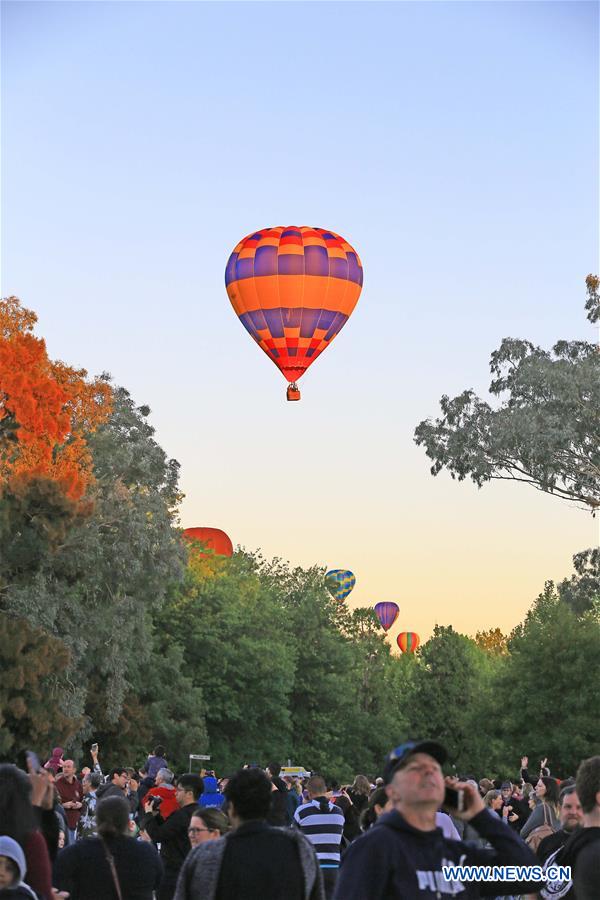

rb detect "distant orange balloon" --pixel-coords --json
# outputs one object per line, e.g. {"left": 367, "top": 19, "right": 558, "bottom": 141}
{"left": 183, "top": 527, "right": 233, "bottom": 558}
{"left": 397, "top": 632, "right": 420, "bottom": 653}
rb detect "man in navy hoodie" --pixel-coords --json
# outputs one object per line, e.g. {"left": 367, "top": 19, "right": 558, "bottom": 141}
{"left": 333, "top": 739, "right": 541, "bottom": 899}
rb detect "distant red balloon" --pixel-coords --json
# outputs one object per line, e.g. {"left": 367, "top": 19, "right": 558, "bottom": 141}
{"left": 397, "top": 632, "right": 420, "bottom": 653}
{"left": 183, "top": 527, "right": 233, "bottom": 558}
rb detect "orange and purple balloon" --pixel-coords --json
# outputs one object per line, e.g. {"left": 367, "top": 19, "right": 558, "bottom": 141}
{"left": 225, "top": 227, "right": 363, "bottom": 399}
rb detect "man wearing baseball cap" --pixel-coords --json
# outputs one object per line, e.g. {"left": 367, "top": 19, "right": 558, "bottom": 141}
{"left": 333, "top": 739, "right": 541, "bottom": 899}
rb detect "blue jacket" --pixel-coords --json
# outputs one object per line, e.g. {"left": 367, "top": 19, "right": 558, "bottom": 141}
{"left": 333, "top": 808, "right": 541, "bottom": 899}
{"left": 199, "top": 776, "right": 225, "bottom": 809}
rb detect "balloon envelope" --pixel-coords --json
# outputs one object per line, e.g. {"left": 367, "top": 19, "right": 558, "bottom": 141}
{"left": 225, "top": 226, "right": 363, "bottom": 384}
{"left": 325, "top": 569, "right": 356, "bottom": 603}
{"left": 374, "top": 602, "right": 399, "bottom": 632}
{"left": 183, "top": 527, "right": 233, "bottom": 558}
{"left": 397, "top": 632, "right": 420, "bottom": 653}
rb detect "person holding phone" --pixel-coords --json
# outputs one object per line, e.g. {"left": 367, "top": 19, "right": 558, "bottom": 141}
{"left": 333, "top": 739, "right": 543, "bottom": 899}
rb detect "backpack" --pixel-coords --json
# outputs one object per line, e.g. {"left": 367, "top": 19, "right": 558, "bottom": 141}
{"left": 526, "top": 804, "right": 555, "bottom": 852}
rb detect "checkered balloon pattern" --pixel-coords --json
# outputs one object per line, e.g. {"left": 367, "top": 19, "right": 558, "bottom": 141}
{"left": 325, "top": 569, "right": 356, "bottom": 603}
{"left": 225, "top": 226, "right": 363, "bottom": 383}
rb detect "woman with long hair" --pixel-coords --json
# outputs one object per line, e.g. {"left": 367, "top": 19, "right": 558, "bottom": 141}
{"left": 346, "top": 775, "right": 371, "bottom": 815}
{"left": 54, "top": 796, "right": 163, "bottom": 899}
{"left": 359, "top": 787, "right": 389, "bottom": 831}
{"left": 483, "top": 790, "right": 504, "bottom": 815}
{"left": 520, "top": 776, "right": 560, "bottom": 843}
{"left": 0, "top": 764, "right": 55, "bottom": 899}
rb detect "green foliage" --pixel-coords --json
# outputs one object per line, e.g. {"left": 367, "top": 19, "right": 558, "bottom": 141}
{"left": 558, "top": 548, "right": 600, "bottom": 615}
{"left": 0, "top": 611, "right": 83, "bottom": 758}
{"left": 402, "top": 625, "right": 504, "bottom": 776}
{"left": 165, "top": 552, "right": 297, "bottom": 773}
{"left": 3, "top": 372, "right": 598, "bottom": 785}
{"left": 1, "top": 385, "right": 187, "bottom": 746}
{"left": 494, "top": 583, "right": 600, "bottom": 777}
{"left": 415, "top": 282, "right": 600, "bottom": 512}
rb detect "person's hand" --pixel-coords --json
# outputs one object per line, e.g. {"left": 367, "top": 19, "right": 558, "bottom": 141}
{"left": 502, "top": 805, "right": 512, "bottom": 817}
{"left": 29, "top": 770, "right": 54, "bottom": 810}
{"left": 144, "top": 801, "right": 156, "bottom": 815}
{"left": 509, "top": 813, "right": 519, "bottom": 823}
{"left": 81, "top": 766, "right": 91, "bottom": 777}
{"left": 52, "top": 890, "right": 70, "bottom": 899}
{"left": 139, "top": 829, "right": 152, "bottom": 842}
{"left": 521, "top": 756, "right": 528, "bottom": 768}
{"left": 540, "top": 758, "right": 548, "bottom": 770}
{"left": 446, "top": 779, "right": 485, "bottom": 822}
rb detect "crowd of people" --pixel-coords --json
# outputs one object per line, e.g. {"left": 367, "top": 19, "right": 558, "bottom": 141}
{"left": 0, "top": 740, "right": 598, "bottom": 899}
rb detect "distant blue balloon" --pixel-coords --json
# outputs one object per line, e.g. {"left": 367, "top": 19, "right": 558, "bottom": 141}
{"left": 325, "top": 569, "right": 356, "bottom": 602}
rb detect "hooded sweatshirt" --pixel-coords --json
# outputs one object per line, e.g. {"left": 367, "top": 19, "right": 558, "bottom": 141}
{"left": 0, "top": 836, "right": 38, "bottom": 899}
{"left": 333, "top": 807, "right": 541, "bottom": 899}
{"left": 199, "top": 777, "right": 225, "bottom": 809}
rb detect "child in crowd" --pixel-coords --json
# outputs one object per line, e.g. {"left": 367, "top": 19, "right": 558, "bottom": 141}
{"left": 0, "top": 836, "right": 38, "bottom": 898}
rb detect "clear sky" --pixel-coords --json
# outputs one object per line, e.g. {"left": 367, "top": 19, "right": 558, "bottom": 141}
{"left": 2, "top": 1, "right": 598, "bottom": 642}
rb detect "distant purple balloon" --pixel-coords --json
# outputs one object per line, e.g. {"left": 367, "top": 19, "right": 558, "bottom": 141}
{"left": 374, "top": 602, "right": 399, "bottom": 632}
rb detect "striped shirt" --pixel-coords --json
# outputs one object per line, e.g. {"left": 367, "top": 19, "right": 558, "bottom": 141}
{"left": 294, "top": 799, "right": 345, "bottom": 867}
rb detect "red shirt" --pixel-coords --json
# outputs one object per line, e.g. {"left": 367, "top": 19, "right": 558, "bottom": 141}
{"left": 23, "top": 830, "right": 53, "bottom": 899}
{"left": 55, "top": 775, "right": 83, "bottom": 829}
{"left": 143, "top": 784, "right": 179, "bottom": 818}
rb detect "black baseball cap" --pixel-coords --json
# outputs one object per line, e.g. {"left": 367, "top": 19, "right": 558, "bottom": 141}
{"left": 383, "top": 740, "right": 447, "bottom": 784}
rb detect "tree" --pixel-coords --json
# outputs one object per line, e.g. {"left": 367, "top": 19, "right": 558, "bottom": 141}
{"left": 0, "top": 296, "right": 112, "bottom": 499}
{"left": 0, "top": 612, "right": 83, "bottom": 758}
{"left": 474, "top": 627, "right": 509, "bottom": 656}
{"left": 558, "top": 548, "right": 600, "bottom": 616}
{"left": 165, "top": 551, "right": 297, "bottom": 773}
{"left": 414, "top": 279, "right": 600, "bottom": 512}
{"left": 1, "top": 385, "right": 186, "bottom": 744}
{"left": 405, "top": 625, "right": 505, "bottom": 775}
{"left": 495, "top": 584, "right": 600, "bottom": 776}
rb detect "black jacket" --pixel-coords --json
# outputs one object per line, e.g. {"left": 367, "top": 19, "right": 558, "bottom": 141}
{"left": 537, "top": 826, "right": 579, "bottom": 864}
{"left": 267, "top": 779, "right": 290, "bottom": 826}
{"left": 53, "top": 834, "right": 163, "bottom": 899}
{"left": 540, "top": 826, "right": 600, "bottom": 900}
{"left": 143, "top": 803, "right": 198, "bottom": 873}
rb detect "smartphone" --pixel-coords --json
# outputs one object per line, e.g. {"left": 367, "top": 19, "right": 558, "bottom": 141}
{"left": 443, "top": 786, "right": 465, "bottom": 813}
{"left": 91, "top": 743, "right": 98, "bottom": 752}
{"left": 26, "top": 751, "right": 42, "bottom": 774}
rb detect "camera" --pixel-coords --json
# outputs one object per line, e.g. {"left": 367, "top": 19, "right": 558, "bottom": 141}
{"left": 150, "top": 795, "right": 163, "bottom": 810}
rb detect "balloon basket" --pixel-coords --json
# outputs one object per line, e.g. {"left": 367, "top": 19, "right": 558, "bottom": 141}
{"left": 286, "top": 383, "right": 301, "bottom": 401}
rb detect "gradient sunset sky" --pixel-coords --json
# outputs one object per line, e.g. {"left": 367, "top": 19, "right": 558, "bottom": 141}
{"left": 2, "top": 1, "right": 598, "bottom": 642}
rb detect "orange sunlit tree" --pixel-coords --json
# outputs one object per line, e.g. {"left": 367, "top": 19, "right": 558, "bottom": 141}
{"left": 0, "top": 296, "right": 112, "bottom": 500}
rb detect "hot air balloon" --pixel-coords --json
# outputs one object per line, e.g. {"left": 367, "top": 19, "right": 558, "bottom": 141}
{"left": 325, "top": 569, "right": 356, "bottom": 603}
{"left": 225, "top": 227, "right": 363, "bottom": 400}
{"left": 183, "top": 527, "right": 233, "bottom": 558}
{"left": 397, "top": 632, "right": 420, "bottom": 653}
{"left": 374, "top": 602, "right": 399, "bottom": 632}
